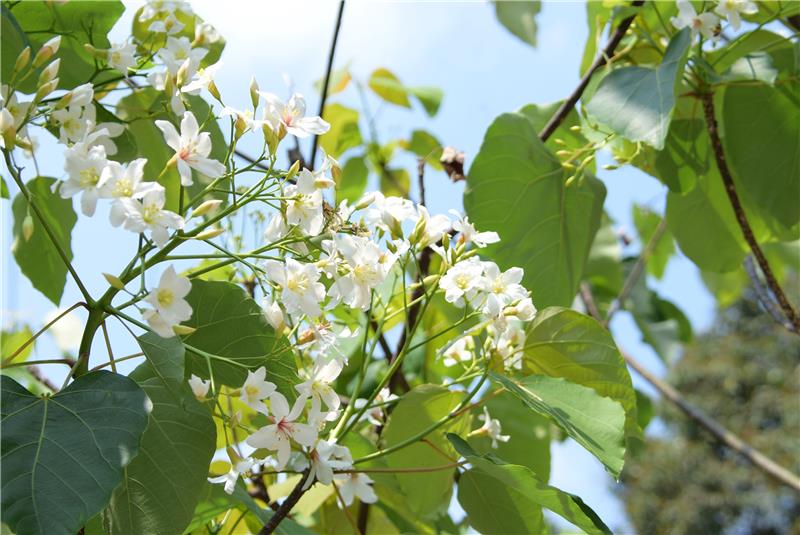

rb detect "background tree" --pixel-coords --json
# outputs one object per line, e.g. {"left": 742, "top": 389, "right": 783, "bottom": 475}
{"left": 620, "top": 281, "right": 800, "bottom": 535}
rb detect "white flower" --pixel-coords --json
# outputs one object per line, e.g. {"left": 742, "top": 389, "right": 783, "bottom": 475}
{"left": 412, "top": 206, "right": 451, "bottom": 248}
{"left": 284, "top": 169, "right": 327, "bottom": 236}
{"left": 261, "top": 296, "right": 286, "bottom": 332}
{"left": 140, "top": 0, "right": 193, "bottom": 22}
{"left": 156, "top": 111, "right": 225, "bottom": 187}
{"left": 303, "top": 439, "right": 353, "bottom": 489}
{"left": 240, "top": 367, "right": 277, "bottom": 414}
{"left": 264, "top": 258, "right": 326, "bottom": 318}
{"left": 142, "top": 265, "right": 192, "bottom": 338}
{"left": 493, "top": 323, "right": 526, "bottom": 370}
{"left": 246, "top": 392, "right": 317, "bottom": 469}
{"left": 295, "top": 359, "right": 342, "bottom": 424}
{"left": 507, "top": 297, "right": 537, "bottom": 322}
{"left": 181, "top": 62, "right": 222, "bottom": 94}
{"left": 353, "top": 388, "right": 397, "bottom": 426}
{"left": 0, "top": 86, "right": 30, "bottom": 130}
{"left": 477, "top": 406, "right": 510, "bottom": 449}
{"left": 327, "top": 235, "right": 387, "bottom": 311}
{"left": 119, "top": 183, "right": 184, "bottom": 247}
{"left": 335, "top": 473, "right": 378, "bottom": 506}
{"left": 99, "top": 158, "right": 158, "bottom": 226}
{"left": 60, "top": 143, "right": 107, "bottom": 216}
{"left": 220, "top": 106, "right": 263, "bottom": 136}
{"left": 188, "top": 374, "right": 210, "bottom": 399}
{"left": 149, "top": 12, "right": 185, "bottom": 35}
{"left": 714, "top": 0, "right": 757, "bottom": 30}
{"left": 260, "top": 92, "right": 330, "bottom": 138}
{"left": 52, "top": 105, "right": 93, "bottom": 144}
{"left": 450, "top": 211, "right": 500, "bottom": 248}
{"left": 208, "top": 455, "right": 254, "bottom": 495}
{"left": 157, "top": 36, "right": 207, "bottom": 76}
{"left": 362, "top": 192, "right": 416, "bottom": 235}
{"left": 439, "top": 257, "right": 488, "bottom": 307}
{"left": 264, "top": 213, "right": 288, "bottom": 243}
{"left": 671, "top": 0, "right": 720, "bottom": 39}
{"left": 481, "top": 262, "right": 528, "bottom": 318}
{"left": 108, "top": 42, "right": 137, "bottom": 73}
{"left": 442, "top": 336, "right": 474, "bottom": 367}
{"left": 194, "top": 21, "right": 220, "bottom": 44}
{"left": 67, "top": 83, "right": 95, "bottom": 108}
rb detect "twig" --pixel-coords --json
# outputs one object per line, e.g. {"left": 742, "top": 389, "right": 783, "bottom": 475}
{"left": 258, "top": 470, "right": 309, "bottom": 535}
{"left": 538, "top": 0, "right": 645, "bottom": 143}
{"left": 27, "top": 365, "right": 59, "bottom": 392}
{"left": 417, "top": 158, "right": 427, "bottom": 207}
{"left": 621, "top": 348, "right": 800, "bottom": 491}
{"left": 743, "top": 255, "right": 795, "bottom": 332}
{"left": 603, "top": 217, "right": 668, "bottom": 325}
{"left": 1, "top": 301, "right": 86, "bottom": 366}
{"left": 356, "top": 500, "right": 369, "bottom": 535}
{"left": 309, "top": 0, "right": 346, "bottom": 170}
{"left": 701, "top": 92, "right": 800, "bottom": 333}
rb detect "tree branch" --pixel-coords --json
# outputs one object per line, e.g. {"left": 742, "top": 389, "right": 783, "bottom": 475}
{"left": 309, "top": 0, "right": 346, "bottom": 170}
{"left": 701, "top": 92, "right": 800, "bottom": 333}
{"left": 258, "top": 470, "right": 309, "bottom": 535}
{"left": 538, "top": 0, "right": 644, "bottom": 143}
{"left": 743, "top": 255, "right": 795, "bottom": 332}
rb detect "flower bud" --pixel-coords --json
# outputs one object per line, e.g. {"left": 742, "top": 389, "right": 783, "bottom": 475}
{"left": 172, "top": 324, "right": 197, "bottom": 336}
{"left": 13, "top": 47, "right": 31, "bottom": 75}
{"left": 0, "top": 108, "right": 17, "bottom": 149}
{"left": 192, "top": 199, "right": 223, "bottom": 218}
{"left": 176, "top": 58, "right": 191, "bottom": 87}
{"left": 263, "top": 122, "right": 279, "bottom": 156}
{"left": 32, "top": 36, "right": 61, "bottom": 68}
{"left": 103, "top": 273, "right": 125, "bottom": 289}
{"left": 555, "top": 149, "right": 571, "bottom": 157}
{"left": 34, "top": 78, "right": 59, "bottom": 101}
{"left": 207, "top": 79, "right": 221, "bottom": 103}
{"left": 354, "top": 192, "right": 375, "bottom": 211}
{"left": 38, "top": 59, "right": 60, "bottom": 86}
{"left": 21, "top": 213, "right": 34, "bottom": 241}
{"left": 249, "top": 77, "right": 259, "bottom": 109}
{"left": 83, "top": 43, "right": 107, "bottom": 60}
{"left": 194, "top": 227, "right": 225, "bottom": 240}
{"left": 285, "top": 159, "right": 301, "bottom": 182}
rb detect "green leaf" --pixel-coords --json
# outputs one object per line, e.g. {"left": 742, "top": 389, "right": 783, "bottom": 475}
{"left": 12, "top": 177, "right": 77, "bottom": 306}
{"left": 1, "top": 176, "right": 8, "bottom": 199}
{"left": 520, "top": 307, "right": 639, "bottom": 450}
{"left": 449, "top": 434, "right": 611, "bottom": 535}
{"left": 492, "top": 373, "right": 627, "bottom": 476}
{"left": 518, "top": 101, "right": 590, "bottom": 160}
{"left": 6, "top": 0, "right": 124, "bottom": 92}
{"left": 494, "top": 1, "right": 541, "bottom": 47}
{"left": 182, "top": 280, "right": 298, "bottom": 393}
{"left": 586, "top": 28, "right": 692, "bottom": 149}
{"left": 401, "top": 130, "right": 443, "bottom": 170}
{"left": 313, "top": 65, "right": 352, "bottom": 96}
{"left": 409, "top": 86, "right": 443, "bottom": 117}
{"left": 380, "top": 167, "right": 410, "bottom": 198}
{"left": 464, "top": 112, "right": 606, "bottom": 308}
{"left": 721, "top": 83, "right": 800, "bottom": 235}
{"left": 94, "top": 104, "right": 138, "bottom": 163}
{"left": 336, "top": 155, "right": 369, "bottom": 204}
{"left": 382, "top": 385, "right": 467, "bottom": 519}
{"left": 103, "top": 333, "right": 215, "bottom": 535}
{"left": 0, "top": 6, "right": 29, "bottom": 86}
{"left": 708, "top": 30, "right": 796, "bottom": 77}
{"left": 368, "top": 68, "right": 411, "bottom": 108}
{"left": 584, "top": 213, "right": 624, "bottom": 295}
{"left": 627, "top": 278, "right": 692, "bottom": 364}
{"left": 320, "top": 103, "right": 362, "bottom": 158}
{"left": 653, "top": 118, "right": 708, "bottom": 193}
{"left": 1, "top": 372, "right": 150, "bottom": 535}
{"left": 1, "top": 327, "right": 34, "bottom": 362}
{"left": 632, "top": 205, "right": 674, "bottom": 279}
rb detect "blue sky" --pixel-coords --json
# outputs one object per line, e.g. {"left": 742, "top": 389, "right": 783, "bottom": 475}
{"left": 1, "top": 1, "right": 723, "bottom": 532}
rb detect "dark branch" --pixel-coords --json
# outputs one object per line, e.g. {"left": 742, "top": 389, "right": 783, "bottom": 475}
{"left": 743, "top": 255, "right": 796, "bottom": 333}
{"left": 258, "top": 470, "right": 309, "bottom": 535}
{"left": 701, "top": 92, "right": 800, "bottom": 333}
{"left": 538, "top": 0, "right": 644, "bottom": 143}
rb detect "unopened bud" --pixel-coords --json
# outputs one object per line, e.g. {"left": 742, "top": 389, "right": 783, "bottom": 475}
{"left": 355, "top": 192, "right": 375, "bottom": 211}
{"left": 176, "top": 59, "right": 191, "bottom": 87}
{"left": 263, "top": 123, "right": 279, "bottom": 156}
{"left": 249, "top": 77, "right": 259, "bottom": 109}
{"left": 13, "top": 47, "right": 31, "bottom": 75}
{"left": 442, "top": 232, "right": 451, "bottom": 250}
{"left": 569, "top": 125, "right": 582, "bottom": 132}
{"left": 555, "top": 149, "right": 571, "bottom": 157}
{"left": 103, "top": 273, "right": 125, "bottom": 289}
{"left": 207, "top": 79, "right": 221, "bottom": 102}
{"left": 32, "top": 36, "right": 61, "bottom": 68}
{"left": 34, "top": 78, "right": 59, "bottom": 101}
{"left": 38, "top": 59, "right": 60, "bottom": 86}
{"left": 285, "top": 160, "right": 300, "bottom": 182}
{"left": 172, "top": 324, "right": 197, "bottom": 336}
{"left": 553, "top": 138, "right": 567, "bottom": 146}
{"left": 21, "top": 213, "right": 34, "bottom": 241}
{"left": 0, "top": 108, "right": 16, "bottom": 149}
{"left": 422, "top": 274, "right": 440, "bottom": 287}
{"left": 408, "top": 216, "right": 426, "bottom": 246}
{"left": 192, "top": 199, "right": 223, "bottom": 218}
{"left": 603, "top": 164, "right": 618, "bottom": 171}
{"left": 194, "top": 227, "right": 225, "bottom": 240}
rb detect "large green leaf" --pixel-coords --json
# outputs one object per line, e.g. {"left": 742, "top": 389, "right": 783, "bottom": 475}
{"left": 0, "top": 5, "right": 28, "bottom": 86}
{"left": 103, "top": 334, "right": 215, "bottom": 535}
{"left": 6, "top": 0, "right": 124, "bottom": 92}
{"left": 464, "top": 112, "right": 605, "bottom": 308}
{"left": 518, "top": 101, "right": 591, "bottom": 160}
{"left": 494, "top": 1, "right": 541, "bottom": 47}
{"left": 721, "top": 83, "right": 800, "bottom": 235}
{"left": 449, "top": 434, "right": 611, "bottom": 535}
{"left": 584, "top": 213, "right": 624, "bottom": 297}
{"left": 368, "top": 68, "right": 411, "bottom": 108}
{"left": 11, "top": 177, "right": 77, "bottom": 306}
{"left": 1, "top": 372, "right": 149, "bottom": 535}
{"left": 382, "top": 384, "right": 468, "bottom": 519}
{"left": 630, "top": 286, "right": 692, "bottom": 365}
{"left": 520, "top": 307, "right": 638, "bottom": 450}
{"left": 632, "top": 205, "right": 674, "bottom": 279}
{"left": 320, "top": 103, "right": 362, "bottom": 158}
{"left": 182, "top": 280, "right": 298, "bottom": 393}
{"left": 336, "top": 155, "right": 368, "bottom": 204}
{"left": 492, "top": 373, "right": 626, "bottom": 477}
{"left": 585, "top": 28, "right": 691, "bottom": 149}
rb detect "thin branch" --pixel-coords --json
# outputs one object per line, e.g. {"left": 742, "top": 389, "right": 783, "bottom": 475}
{"left": 743, "top": 255, "right": 795, "bottom": 332}
{"left": 28, "top": 365, "right": 60, "bottom": 392}
{"left": 1, "top": 301, "right": 86, "bottom": 366}
{"left": 621, "top": 348, "right": 800, "bottom": 491}
{"left": 701, "top": 92, "right": 800, "bottom": 333}
{"left": 258, "top": 470, "right": 309, "bottom": 535}
{"left": 417, "top": 158, "right": 427, "bottom": 207}
{"left": 309, "top": 0, "right": 346, "bottom": 170}
{"left": 538, "top": 0, "right": 645, "bottom": 143}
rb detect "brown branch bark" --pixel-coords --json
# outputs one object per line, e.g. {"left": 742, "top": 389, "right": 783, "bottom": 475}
{"left": 258, "top": 470, "right": 309, "bottom": 535}
{"left": 701, "top": 92, "right": 800, "bottom": 333}
{"left": 538, "top": 0, "right": 645, "bottom": 143}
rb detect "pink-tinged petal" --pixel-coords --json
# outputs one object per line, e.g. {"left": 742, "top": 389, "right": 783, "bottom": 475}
{"left": 155, "top": 119, "right": 181, "bottom": 151}
{"left": 287, "top": 93, "right": 306, "bottom": 117}
{"left": 194, "top": 132, "right": 213, "bottom": 158}
{"left": 275, "top": 438, "right": 291, "bottom": 469}
{"left": 295, "top": 116, "right": 330, "bottom": 135}
{"left": 189, "top": 156, "right": 225, "bottom": 179}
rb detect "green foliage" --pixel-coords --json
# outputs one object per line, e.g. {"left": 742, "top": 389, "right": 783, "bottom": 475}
{"left": 464, "top": 112, "right": 605, "bottom": 308}
{"left": 368, "top": 68, "right": 443, "bottom": 117}
{"left": 632, "top": 205, "right": 674, "bottom": 279}
{"left": 182, "top": 280, "right": 299, "bottom": 392}
{"left": 449, "top": 434, "right": 611, "bottom": 534}
{"left": 493, "top": 1, "right": 541, "bottom": 47}
{"left": 336, "top": 155, "right": 369, "bottom": 203}
{"left": 11, "top": 177, "right": 77, "bottom": 306}
{"left": 320, "top": 103, "right": 362, "bottom": 158}
{"left": 621, "top": 290, "right": 800, "bottom": 534}
{"left": 102, "top": 334, "right": 216, "bottom": 535}
{"left": 586, "top": 28, "right": 691, "bottom": 150}
{"left": 1, "top": 372, "right": 150, "bottom": 535}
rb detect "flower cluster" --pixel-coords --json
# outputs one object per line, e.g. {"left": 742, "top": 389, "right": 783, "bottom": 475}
{"left": 671, "top": 0, "right": 757, "bottom": 40}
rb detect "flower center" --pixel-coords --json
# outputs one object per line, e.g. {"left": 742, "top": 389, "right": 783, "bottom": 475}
{"left": 79, "top": 167, "right": 100, "bottom": 188}
{"left": 286, "top": 272, "right": 309, "bottom": 293}
{"left": 156, "top": 288, "right": 174, "bottom": 307}
{"left": 142, "top": 202, "right": 160, "bottom": 224}
{"left": 113, "top": 178, "right": 133, "bottom": 197}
